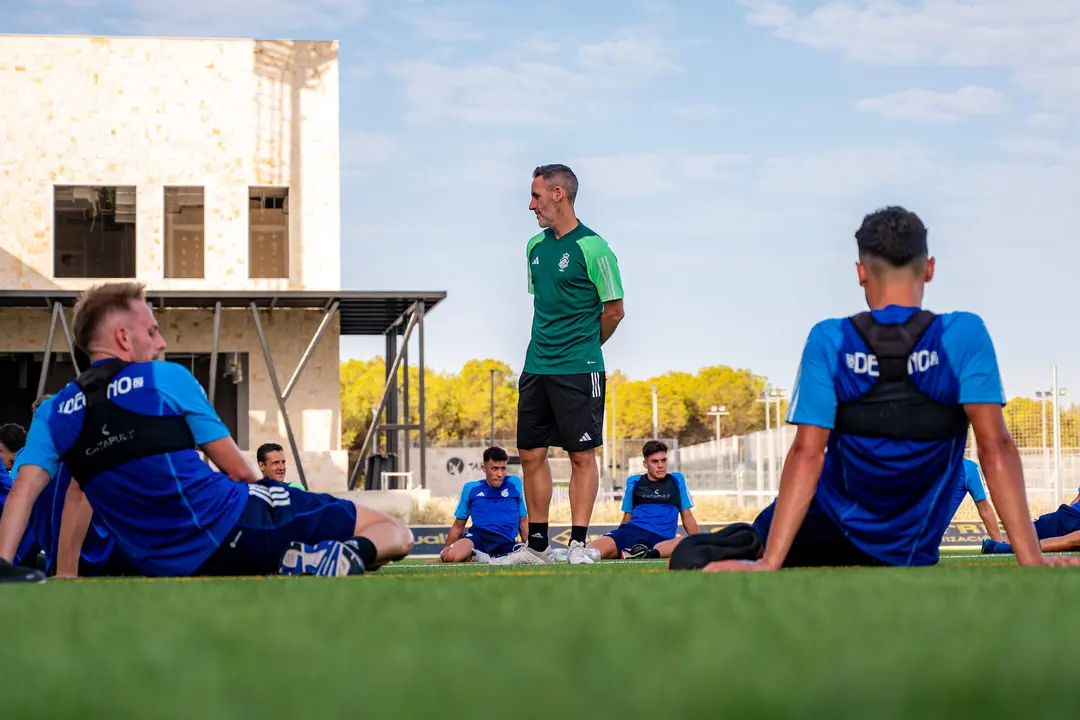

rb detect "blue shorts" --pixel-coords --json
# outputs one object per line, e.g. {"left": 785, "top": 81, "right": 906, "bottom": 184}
{"left": 462, "top": 527, "right": 518, "bottom": 558}
{"left": 1033, "top": 505, "right": 1080, "bottom": 540}
{"left": 606, "top": 523, "right": 669, "bottom": 551}
{"left": 196, "top": 481, "right": 358, "bottom": 576}
{"left": 753, "top": 497, "right": 886, "bottom": 568}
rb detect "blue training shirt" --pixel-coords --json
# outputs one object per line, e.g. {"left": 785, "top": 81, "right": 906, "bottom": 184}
{"left": 19, "top": 359, "right": 248, "bottom": 576}
{"left": 621, "top": 472, "right": 693, "bottom": 539}
{"left": 454, "top": 475, "right": 527, "bottom": 542}
{"left": 11, "top": 444, "right": 116, "bottom": 575}
{"left": 0, "top": 454, "right": 40, "bottom": 565}
{"left": 786, "top": 305, "right": 1005, "bottom": 566}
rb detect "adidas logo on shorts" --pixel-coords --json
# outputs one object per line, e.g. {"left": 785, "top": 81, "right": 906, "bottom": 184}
{"left": 579, "top": 432, "right": 591, "bottom": 443}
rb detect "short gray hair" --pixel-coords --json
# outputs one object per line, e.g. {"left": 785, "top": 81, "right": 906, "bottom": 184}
{"left": 533, "top": 164, "right": 578, "bottom": 203}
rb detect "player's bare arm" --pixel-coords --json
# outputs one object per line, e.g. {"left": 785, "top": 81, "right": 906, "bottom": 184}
{"left": 599, "top": 299, "right": 624, "bottom": 345}
{"left": 0, "top": 464, "right": 52, "bottom": 562}
{"left": 703, "top": 425, "right": 829, "bottom": 572}
{"left": 966, "top": 403, "right": 1077, "bottom": 566}
{"left": 519, "top": 518, "right": 528, "bottom": 544}
{"left": 443, "top": 519, "right": 467, "bottom": 552}
{"left": 1039, "top": 531, "right": 1080, "bottom": 554}
{"left": 55, "top": 479, "right": 93, "bottom": 578}
{"left": 974, "top": 499, "right": 1002, "bottom": 542}
{"left": 202, "top": 436, "right": 261, "bottom": 484}
{"left": 681, "top": 508, "right": 700, "bottom": 536}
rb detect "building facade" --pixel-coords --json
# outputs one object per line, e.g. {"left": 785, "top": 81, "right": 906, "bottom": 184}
{"left": 0, "top": 34, "right": 348, "bottom": 490}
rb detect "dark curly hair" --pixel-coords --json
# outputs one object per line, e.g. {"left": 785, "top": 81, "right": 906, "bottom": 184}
{"left": 855, "top": 206, "right": 928, "bottom": 271}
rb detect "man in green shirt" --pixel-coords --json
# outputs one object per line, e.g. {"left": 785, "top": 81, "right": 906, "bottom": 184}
{"left": 257, "top": 442, "right": 304, "bottom": 490}
{"left": 510, "top": 163, "right": 625, "bottom": 566}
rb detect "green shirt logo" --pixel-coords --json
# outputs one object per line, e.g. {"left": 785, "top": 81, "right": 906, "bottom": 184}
{"left": 523, "top": 222, "right": 624, "bottom": 375}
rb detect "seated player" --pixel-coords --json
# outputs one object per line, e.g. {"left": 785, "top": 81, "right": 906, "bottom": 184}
{"left": 0, "top": 423, "right": 40, "bottom": 569}
{"left": 982, "top": 488, "right": 1080, "bottom": 555}
{"left": 8, "top": 397, "right": 133, "bottom": 578}
{"left": 0, "top": 423, "right": 25, "bottom": 472}
{"left": 947, "top": 458, "right": 1001, "bottom": 541}
{"left": 257, "top": 442, "right": 304, "bottom": 490}
{"left": 686, "top": 206, "right": 1077, "bottom": 572}
{"left": 0, "top": 282, "right": 414, "bottom": 582}
{"left": 438, "top": 446, "right": 527, "bottom": 564}
{"left": 588, "top": 440, "right": 699, "bottom": 559}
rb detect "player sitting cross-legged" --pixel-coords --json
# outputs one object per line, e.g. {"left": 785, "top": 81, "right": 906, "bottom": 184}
{"left": 588, "top": 440, "right": 699, "bottom": 560}
{"left": 437, "top": 446, "right": 528, "bottom": 564}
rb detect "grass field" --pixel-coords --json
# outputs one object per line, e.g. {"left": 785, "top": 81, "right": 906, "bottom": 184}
{"left": 2, "top": 551, "right": 1077, "bottom": 719}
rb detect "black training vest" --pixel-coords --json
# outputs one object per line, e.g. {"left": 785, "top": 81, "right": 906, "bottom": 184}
{"left": 630, "top": 474, "right": 681, "bottom": 509}
{"left": 833, "top": 310, "right": 970, "bottom": 441}
{"left": 59, "top": 359, "right": 198, "bottom": 489}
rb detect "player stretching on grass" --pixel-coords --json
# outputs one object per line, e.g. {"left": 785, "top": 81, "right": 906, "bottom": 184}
{"left": 948, "top": 458, "right": 1001, "bottom": 541}
{"left": 983, "top": 487, "right": 1080, "bottom": 555}
{"left": 507, "top": 164, "right": 625, "bottom": 566}
{"left": 0, "top": 282, "right": 413, "bottom": 583}
{"left": 676, "top": 206, "right": 1079, "bottom": 572}
{"left": 437, "top": 447, "right": 528, "bottom": 564}
{"left": 588, "top": 440, "right": 699, "bottom": 560}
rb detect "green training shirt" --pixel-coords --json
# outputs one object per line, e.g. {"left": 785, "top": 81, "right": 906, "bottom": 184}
{"left": 524, "top": 222, "right": 624, "bottom": 375}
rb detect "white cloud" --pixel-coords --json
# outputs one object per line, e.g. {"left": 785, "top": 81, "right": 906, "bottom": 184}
{"left": 1028, "top": 112, "right": 1069, "bottom": 131}
{"left": 398, "top": 7, "right": 484, "bottom": 43}
{"left": 855, "top": 86, "right": 1007, "bottom": 122}
{"left": 737, "top": 0, "right": 1080, "bottom": 112}
{"left": 756, "top": 145, "right": 941, "bottom": 201}
{"left": 340, "top": 131, "right": 404, "bottom": 175}
{"left": 391, "top": 31, "right": 677, "bottom": 126}
{"left": 109, "top": 0, "right": 368, "bottom": 38}
{"left": 674, "top": 104, "right": 724, "bottom": 120}
{"left": 573, "top": 153, "right": 748, "bottom": 196}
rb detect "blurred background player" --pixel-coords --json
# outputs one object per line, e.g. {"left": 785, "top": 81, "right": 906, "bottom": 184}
{"left": 257, "top": 442, "right": 304, "bottom": 490}
{"left": 10, "top": 394, "right": 133, "bottom": 578}
{"left": 0, "top": 282, "right": 414, "bottom": 582}
{"left": 0, "top": 422, "right": 39, "bottom": 569}
{"left": 513, "top": 163, "right": 625, "bottom": 566}
{"left": 697, "top": 206, "right": 1076, "bottom": 572}
{"left": 0, "top": 423, "right": 25, "bottom": 472}
{"left": 588, "top": 440, "right": 699, "bottom": 560}
{"left": 983, "top": 486, "right": 1080, "bottom": 555}
{"left": 948, "top": 458, "right": 1001, "bottom": 541}
{"left": 437, "top": 447, "right": 528, "bottom": 564}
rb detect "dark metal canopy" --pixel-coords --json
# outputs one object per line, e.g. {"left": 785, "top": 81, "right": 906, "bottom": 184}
{"left": 2, "top": 288, "right": 444, "bottom": 490}
{"left": 0, "top": 289, "right": 446, "bottom": 336}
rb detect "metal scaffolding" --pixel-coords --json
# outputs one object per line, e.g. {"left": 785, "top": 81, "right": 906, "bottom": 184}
{"left": 1, "top": 289, "right": 445, "bottom": 492}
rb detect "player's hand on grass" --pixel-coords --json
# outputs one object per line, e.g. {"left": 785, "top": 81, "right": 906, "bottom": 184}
{"left": 701, "top": 558, "right": 777, "bottom": 573}
{"left": 1033, "top": 555, "right": 1080, "bottom": 567}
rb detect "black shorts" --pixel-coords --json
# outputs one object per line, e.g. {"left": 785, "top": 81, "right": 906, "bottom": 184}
{"left": 195, "top": 481, "right": 359, "bottom": 576}
{"left": 752, "top": 497, "right": 887, "bottom": 568}
{"left": 516, "top": 371, "right": 605, "bottom": 452}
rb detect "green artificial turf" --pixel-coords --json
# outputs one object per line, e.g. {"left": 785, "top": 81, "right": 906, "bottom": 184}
{"left": 1, "top": 553, "right": 1076, "bottom": 719}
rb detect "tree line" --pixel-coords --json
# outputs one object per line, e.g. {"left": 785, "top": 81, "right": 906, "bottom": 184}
{"left": 341, "top": 358, "right": 1080, "bottom": 454}
{"left": 341, "top": 358, "right": 787, "bottom": 454}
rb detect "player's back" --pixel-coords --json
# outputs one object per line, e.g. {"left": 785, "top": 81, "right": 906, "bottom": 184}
{"left": 796, "top": 304, "right": 1004, "bottom": 566}
{"left": 32, "top": 359, "right": 247, "bottom": 575}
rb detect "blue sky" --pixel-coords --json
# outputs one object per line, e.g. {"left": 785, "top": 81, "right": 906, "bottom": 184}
{"left": 8, "top": 0, "right": 1080, "bottom": 400}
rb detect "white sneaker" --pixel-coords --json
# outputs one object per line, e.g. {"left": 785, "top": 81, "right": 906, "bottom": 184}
{"left": 500, "top": 543, "right": 552, "bottom": 565}
{"left": 567, "top": 540, "right": 595, "bottom": 565}
{"left": 471, "top": 550, "right": 492, "bottom": 564}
